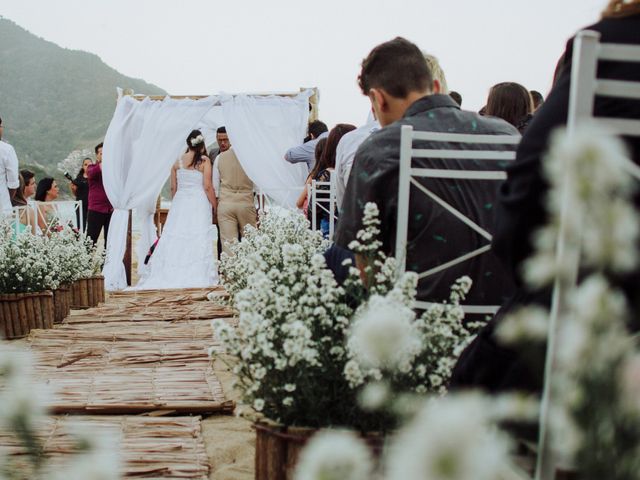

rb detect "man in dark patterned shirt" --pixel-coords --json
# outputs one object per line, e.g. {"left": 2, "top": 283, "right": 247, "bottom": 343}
{"left": 335, "top": 37, "right": 518, "bottom": 307}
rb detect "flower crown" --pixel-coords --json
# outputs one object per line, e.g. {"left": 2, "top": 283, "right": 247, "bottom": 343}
{"left": 190, "top": 134, "right": 204, "bottom": 147}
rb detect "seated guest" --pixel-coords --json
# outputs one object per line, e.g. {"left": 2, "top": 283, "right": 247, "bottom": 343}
{"left": 285, "top": 120, "right": 328, "bottom": 172}
{"left": 485, "top": 82, "right": 534, "bottom": 134}
{"left": 451, "top": 2, "right": 640, "bottom": 393}
{"left": 10, "top": 174, "right": 36, "bottom": 234}
{"left": 20, "top": 169, "right": 36, "bottom": 200}
{"left": 335, "top": 115, "right": 379, "bottom": 209}
{"left": 297, "top": 124, "right": 355, "bottom": 236}
{"left": 296, "top": 137, "right": 327, "bottom": 218}
{"left": 335, "top": 37, "right": 518, "bottom": 309}
{"left": 530, "top": 90, "right": 544, "bottom": 111}
{"left": 35, "top": 177, "right": 59, "bottom": 231}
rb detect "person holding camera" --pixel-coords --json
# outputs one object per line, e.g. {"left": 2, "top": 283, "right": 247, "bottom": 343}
{"left": 66, "top": 157, "right": 91, "bottom": 230}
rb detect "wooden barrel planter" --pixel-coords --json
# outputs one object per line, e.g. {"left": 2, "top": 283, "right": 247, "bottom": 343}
{"left": 52, "top": 284, "right": 71, "bottom": 324}
{"left": 70, "top": 276, "right": 105, "bottom": 309}
{"left": 254, "top": 422, "right": 384, "bottom": 480}
{"left": 0, "top": 291, "right": 55, "bottom": 339}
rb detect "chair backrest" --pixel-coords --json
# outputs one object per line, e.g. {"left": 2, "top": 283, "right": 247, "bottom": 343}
{"left": 309, "top": 171, "right": 337, "bottom": 239}
{"left": 396, "top": 125, "right": 519, "bottom": 315}
{"left": 536, "top": 30, "right": 640, "bottom": 480}
{"left": 35, "top": 200, "right": 84, "bottom": 232}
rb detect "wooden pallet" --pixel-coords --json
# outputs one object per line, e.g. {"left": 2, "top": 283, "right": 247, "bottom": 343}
{"left": 65, "top": 301, "right": 234, "bottom": 324}
{"left": 0, "top": 416, "right": 210, "bottom": 479}
{"left": 27, "top": 321, "right": 234, "bottom": 415}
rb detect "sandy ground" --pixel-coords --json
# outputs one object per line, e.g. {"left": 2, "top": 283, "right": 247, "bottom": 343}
{"left": 203, "top": 357, "right": 255, "bottom": 480}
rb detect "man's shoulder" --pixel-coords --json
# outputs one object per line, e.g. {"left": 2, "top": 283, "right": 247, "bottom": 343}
{"left": 0, "top": 140, "right": 16, "bottom": 154}
{"left": 406, "top": 107, "right": 519, "bottom": 136}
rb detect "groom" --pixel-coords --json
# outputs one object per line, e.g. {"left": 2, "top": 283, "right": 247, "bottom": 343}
{"left": 212, "top": 127, "right": 256, "bottom": 256}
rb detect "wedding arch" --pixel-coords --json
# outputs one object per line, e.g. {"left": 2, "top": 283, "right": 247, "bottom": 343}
{"left": 101, "top": 88, "right": 319, "bottom": 291}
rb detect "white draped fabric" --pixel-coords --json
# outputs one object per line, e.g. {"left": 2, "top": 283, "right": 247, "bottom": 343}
{"left": 102, "top": 90, "right": 311, "bottom": 291}
{"left": 221, "top": 92, "right": 310, "bottom": 208}
{"left": 102, "top": 94, "right": 217, "bottom": 291}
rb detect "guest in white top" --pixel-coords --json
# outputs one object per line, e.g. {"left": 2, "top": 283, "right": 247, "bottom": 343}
{"left": 334, "top": 115, "right": 379, "bottom": 209}
{"left": 0, "top": 117, "right": 19, "bottom": 215}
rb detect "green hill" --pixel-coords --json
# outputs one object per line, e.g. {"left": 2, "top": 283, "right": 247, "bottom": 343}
{"left": 0, "top": 17, "right": 166, "bottom": 183}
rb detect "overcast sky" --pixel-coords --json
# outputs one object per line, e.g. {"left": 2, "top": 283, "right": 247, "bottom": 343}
{"left": 1, "top": 0, "right": 607, "bottom": 127}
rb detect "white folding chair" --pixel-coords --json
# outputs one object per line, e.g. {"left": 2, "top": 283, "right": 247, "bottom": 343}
{"left": 11, "top": 205, "right": 36, "bottom": 235}
{"left": 536, "top": 30, "right": 640, "bottom": 480}
{"left": 395, "top": 125, "right": 520, "bottom": 315}
{"left": 256, "top": 187, "right": 305, "bottom": 213}
{"left": 309, "top": 171, "right": 337, "bottom": 239}
{"left": 36, "top": 200, "right": 84, "bottom": 233}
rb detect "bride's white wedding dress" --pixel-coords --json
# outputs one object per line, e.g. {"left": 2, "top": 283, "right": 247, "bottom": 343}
{"left": 134, "top": 160, "right": 219, "bottom": 290}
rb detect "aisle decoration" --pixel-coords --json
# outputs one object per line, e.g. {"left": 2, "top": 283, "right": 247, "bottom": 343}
{"left": 0, "top": 221, "right": 103, "bottom": 336}
{"left": 0, "top": 340, "right": 120, "bottom": 479}
{"left": 214, "top": 205, "right": 478, "bottom": 479}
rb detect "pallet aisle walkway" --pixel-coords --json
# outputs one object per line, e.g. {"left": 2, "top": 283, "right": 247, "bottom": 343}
{"left": 1, "top": 287, "right": 247, "bottom": 479}
{"left": 0, "top": 416, "right": 211, "bottom": 479}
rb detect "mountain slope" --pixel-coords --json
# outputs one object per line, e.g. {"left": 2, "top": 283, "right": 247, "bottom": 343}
{"left": 0, "top": 17, "right": 167, "bottom": 173}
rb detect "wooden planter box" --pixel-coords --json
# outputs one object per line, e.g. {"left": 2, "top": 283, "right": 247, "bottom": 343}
{"left": 0, "top": 291, "right": 55, "bottom": 339}
{"left": 254, "top": 422, "right": 384, "bottom": 480}
{"left": 52, "top": 284, "right": 71, "bottom": 324}
{"left": 70, "top": 276, "right": 105, "bottom": 309}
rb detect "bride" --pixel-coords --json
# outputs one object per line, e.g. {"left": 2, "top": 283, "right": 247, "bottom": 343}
{"left": 134, "top": 130, "right": 219, "bottom": 289}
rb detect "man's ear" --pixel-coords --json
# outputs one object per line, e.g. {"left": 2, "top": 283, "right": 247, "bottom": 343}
{"left": 369, "top": 88, "right": 387, "bottom": 112}
{"left": 432, "top": 79, "right": 442, "bottom": 94}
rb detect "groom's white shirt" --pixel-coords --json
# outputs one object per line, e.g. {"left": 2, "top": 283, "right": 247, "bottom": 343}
{"left": 212, "top": 154, "right": 221, "bottom": 198}
{"left": 0, "top": 140, "right": 19, "bottom": 215}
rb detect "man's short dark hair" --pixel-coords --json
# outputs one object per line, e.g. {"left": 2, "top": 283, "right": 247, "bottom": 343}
{"left": 449, "top": 91, "right": 462, "bottom": 107}
{"left": 308, "top": 120, "right": 328, "bottom": 139}
{"left": 95, "top": 142, "right": 103, "bottom": 154}
{"left": 358, "top": 37, "right": 432, "bottom": 98}
{"left": 530, "top": 90, "right": 544, "bottom": 109}
{"left": 217, "top": 126, "right": 227, "bottom": 134}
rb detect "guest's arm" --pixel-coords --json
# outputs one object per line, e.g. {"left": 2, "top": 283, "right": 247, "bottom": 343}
{"left": 285, "top": 141, "right": 315, "bottom": 165}
{"left": 296, "top": 177, "right": 311, "bottom": 209}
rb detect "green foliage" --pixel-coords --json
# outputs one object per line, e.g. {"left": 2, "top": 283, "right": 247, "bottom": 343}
{"left": 0, "top": 18, "right": 166, "bottom": 177}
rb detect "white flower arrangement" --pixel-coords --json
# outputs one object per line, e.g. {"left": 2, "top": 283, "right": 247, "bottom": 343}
{"left": 57, "top": 148, "right": 93, "bottom": 176}
{"left": 0, "top": 220, "right": 103, "bottom": 293}
{"left": 294, "top": 430, "right": 374, "bottom": 480}
{"left": 214, "top": 203, "right": 478, "bottom": 429}
{"left": 345, "top": 275, "right": 476, "bottom": 398}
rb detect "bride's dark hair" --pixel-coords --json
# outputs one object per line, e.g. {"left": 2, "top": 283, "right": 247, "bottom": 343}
{"left": 186, "top": 129, "right": 208, "bottom": 168}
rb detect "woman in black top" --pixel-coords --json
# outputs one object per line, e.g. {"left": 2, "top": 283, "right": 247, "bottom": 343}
{"left": 69, "top": 157, "right": 91, "bottom": 230}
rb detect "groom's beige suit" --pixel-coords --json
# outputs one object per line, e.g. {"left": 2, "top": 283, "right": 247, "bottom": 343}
{"left": 215, "top": 148, "right": 256, "bottom": 256}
